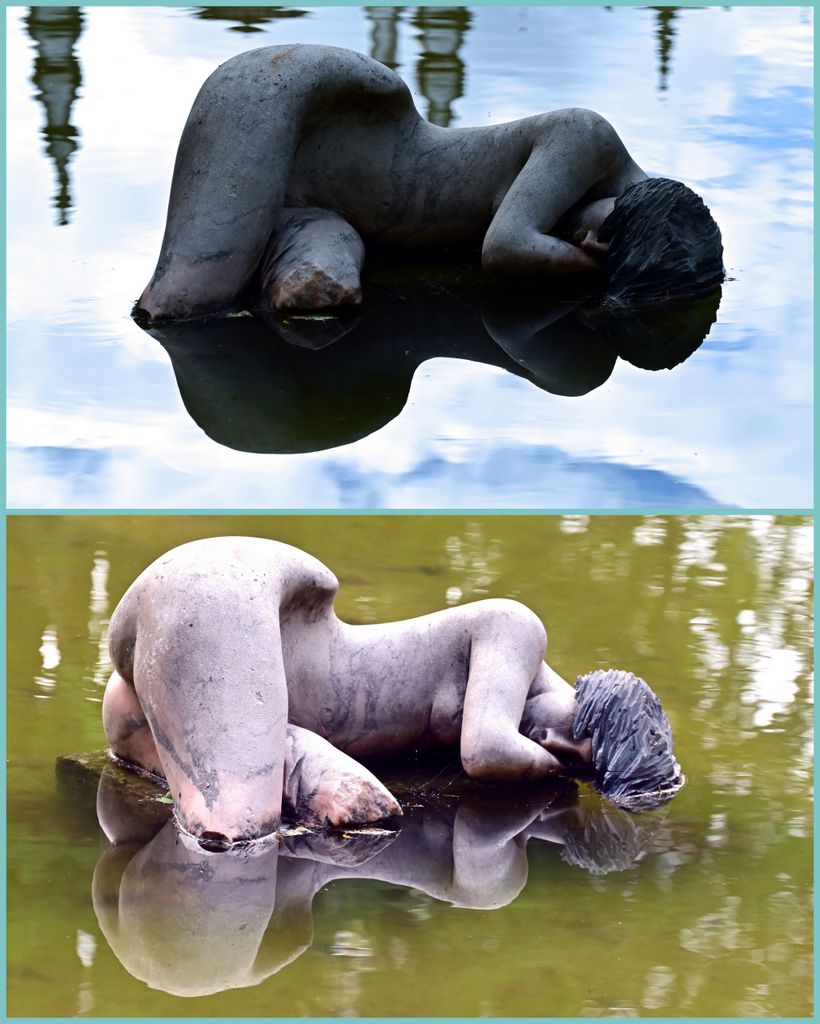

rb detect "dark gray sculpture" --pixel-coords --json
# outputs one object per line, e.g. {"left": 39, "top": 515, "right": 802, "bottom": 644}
{"left": 103, "top": 537, "right": 684, "bottom": 849}
{"left": 136, "top": 44, "right": 723, "bottom": 322}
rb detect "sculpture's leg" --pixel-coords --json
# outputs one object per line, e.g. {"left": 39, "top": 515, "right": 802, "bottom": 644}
{"left": 102, "top": 670, "right": 165, "bottom": 779}
{"left": 259, "top": 207, "right": 365, "bottom": 312}
{"left": 136, "top": 49, "right": 305, "bottom": 321}
{"left": 107, "top": 589, "right": 289, "bottom": 848}
{"left": 101, "top": 675, "right": 400, "bottom": 834}
{"left": 283, "top": 724, "right": 401, "bottom": 826}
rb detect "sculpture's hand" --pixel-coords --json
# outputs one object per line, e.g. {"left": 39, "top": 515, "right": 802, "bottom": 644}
{"left": 540, "top": 236, "right": 606, "bottom": 273}
{"left": 575, "top": 229, "right": 610, "bottom": 264}
{"left": 518, "top": 691, "right": 594, "bottom": 774}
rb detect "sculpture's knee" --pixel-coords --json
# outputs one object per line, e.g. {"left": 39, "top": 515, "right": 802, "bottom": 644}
{"left": 136, "top": 256, "right": 248, "bottom": 322}
{"left": 121, "top": 612, "right": 288, "bottom": 848}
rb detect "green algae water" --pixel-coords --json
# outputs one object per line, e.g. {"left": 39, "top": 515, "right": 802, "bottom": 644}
{"left": 6, "top": 515, "right": 813, "bottom": 1017}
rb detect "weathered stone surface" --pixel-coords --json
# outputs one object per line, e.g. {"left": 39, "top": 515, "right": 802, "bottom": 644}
{"left": 101, "top": 537, "right": 590, "bottom": 848}
{"left": 98, "top": 537, "right": 682, "bottom": 851}
{"left": 136, "top": 44, "right": 647, "bottom": 321}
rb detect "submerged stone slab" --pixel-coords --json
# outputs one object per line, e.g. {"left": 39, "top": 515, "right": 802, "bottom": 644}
{"left": 56, "top": 749, "right": 172, "bottom": 831}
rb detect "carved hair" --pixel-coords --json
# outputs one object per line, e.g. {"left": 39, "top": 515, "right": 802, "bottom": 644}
{"left": 598, "top": 177, "right": 724, "bottom": 311}
{"left": 573, "top": 669, "right": 685, "bottom": 812}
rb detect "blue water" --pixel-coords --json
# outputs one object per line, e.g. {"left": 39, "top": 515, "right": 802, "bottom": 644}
{"left": 6, "top": 5, "right": 814, "bottom": 509}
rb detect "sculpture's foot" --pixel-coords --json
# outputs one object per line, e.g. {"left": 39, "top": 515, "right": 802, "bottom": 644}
{"left": 260, "top": 206, "right": 365, "bottom": 313}
{"left": 270, "top": 264, "right": 362, "bottom": 312}
{"left": 284, "top": 724, "right": 402, "bottom": 827}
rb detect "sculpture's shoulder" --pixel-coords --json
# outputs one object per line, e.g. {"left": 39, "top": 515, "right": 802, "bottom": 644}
{"left": 458, "top": 597, "right": 547, "bottom": 649}
{"left": 527, "top": 107, "right": 623, "bottom": 157}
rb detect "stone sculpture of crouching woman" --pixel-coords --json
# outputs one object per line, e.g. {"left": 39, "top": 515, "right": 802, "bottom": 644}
{"left": 103, "top": 537, "right": 684, "bottom": 850}
{"left": 136, "top": 45, "right": 724, "bottom": 322}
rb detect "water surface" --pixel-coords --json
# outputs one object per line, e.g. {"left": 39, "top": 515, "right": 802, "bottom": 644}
{"left": 7, "top": 514, "right": 813, "bottom": 1016}
{"left": 6, "top": 5, "right": 814, "bottom": 508}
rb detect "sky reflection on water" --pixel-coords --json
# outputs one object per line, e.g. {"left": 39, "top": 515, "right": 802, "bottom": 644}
{"left": 7, "top": 5, "right": 813, "bottom": 509}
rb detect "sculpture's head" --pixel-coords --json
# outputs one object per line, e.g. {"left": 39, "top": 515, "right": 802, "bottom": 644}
{"left": 572, "top": 669, "right": 685, "bottom": 812}
{"left": 597, "top": 177, "right": 724, "bottom": 311}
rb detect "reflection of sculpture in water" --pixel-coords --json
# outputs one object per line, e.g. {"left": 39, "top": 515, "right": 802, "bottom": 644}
{"left": 365, "top": 3, "right": 472, "bottom": 124}
{"left": 141, "top": 282, "right": 721, "bottom": 455}
{"left": 103, "top": 537, "right": 684, "bottom": 851}
{"left": 135, "top": 45, "right": 723, "bottom": 322}
{"left": 24, "top": 6, "right": 84, "bottom": 225}
{"left": 93, "top": 769, "right": 670, "bottom": 996}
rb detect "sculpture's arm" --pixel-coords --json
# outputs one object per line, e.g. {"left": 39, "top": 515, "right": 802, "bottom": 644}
{"left": 481, "top": 108, "right": 628, "bottom": 277}
{"left": 459, "top": 601, "right": 566, "bottom": 781}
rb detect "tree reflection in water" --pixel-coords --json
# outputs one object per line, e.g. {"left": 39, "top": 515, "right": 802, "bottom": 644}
{"left": 24, "top": 5, "right": 84, "bottom": 225}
